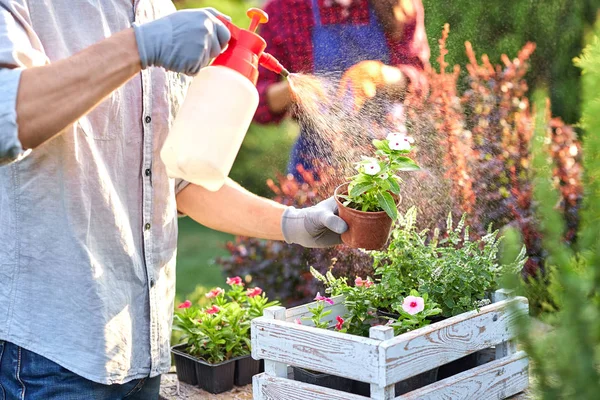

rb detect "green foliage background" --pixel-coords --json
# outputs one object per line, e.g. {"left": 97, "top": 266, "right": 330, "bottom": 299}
{"left": 422, "top": 0, "right": 600, "bottom": 124}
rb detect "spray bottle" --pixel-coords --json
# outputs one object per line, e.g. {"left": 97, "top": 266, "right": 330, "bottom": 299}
{"left": 161, "top": 8, "right": 289, "bottom": 191}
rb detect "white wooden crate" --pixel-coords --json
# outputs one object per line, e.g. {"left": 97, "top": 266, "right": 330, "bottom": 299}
{"left": 251, "top": 290, "right": 529, "bottom": 400}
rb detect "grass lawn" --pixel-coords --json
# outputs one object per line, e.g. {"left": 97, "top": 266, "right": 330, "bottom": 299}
{"left": 175, "top": 217, "right": 233, "bottom": 298}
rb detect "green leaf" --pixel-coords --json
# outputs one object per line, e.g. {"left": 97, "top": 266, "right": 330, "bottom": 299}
{"left": 372, "top": 139, "right": 386, "bottom": 150}
{"left": 350, "top": 182, "right": 375, "bottom": 198}
{"left": 394, "top": 159, "right": 420, "bottom": 172}
{"left": 387, "top": 177, "right": 401, "bottom": 194}
{"left": 376, "top": 191, "right": 398, "bottom": 220}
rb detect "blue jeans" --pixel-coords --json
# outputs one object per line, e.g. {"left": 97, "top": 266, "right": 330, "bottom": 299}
{"left": 0, "top": 340, "right": 160, "bottom": 400}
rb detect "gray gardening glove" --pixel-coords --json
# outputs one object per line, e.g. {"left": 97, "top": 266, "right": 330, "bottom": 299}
{"left": 133, "top": 8, "right": 231, "bottom": 75}
{"left": 281, "top": 197, "right": 348, "bottom": 248}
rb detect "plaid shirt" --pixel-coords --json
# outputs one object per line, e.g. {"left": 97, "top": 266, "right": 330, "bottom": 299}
{"left": 255, "top": 0, "right": 430, "bottom": 124}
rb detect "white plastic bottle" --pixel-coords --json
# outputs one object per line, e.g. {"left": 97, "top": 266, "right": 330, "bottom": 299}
{"left": 160, "top": 9, "right": 288, "bottom": 192}
{"left": 161, "top": 66, "right": 258, "bottom": 191}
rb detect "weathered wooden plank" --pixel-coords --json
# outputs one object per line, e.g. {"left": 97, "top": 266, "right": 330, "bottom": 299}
{"left": 262, "top": 307, "right": 289, "bottom": 378}
{"left": 253, "top": 373, "right": 369, "bottom": 400}
{"left": 285, "top": 295, "right": 348, "bottom": 327}
{"left": 383, "top": 297, "right": 528, "bottom": 384}
{"left": 398, "top": 351, "right": 529, "bottom": 400}
{"left": 493, "top": 290, "right": 518, "bottom": 360}
{"left": 370, "top": 326, "right": 396, "bottom": 399}
{"left": 252, "top": 317, "right": 381, "bottom": 383}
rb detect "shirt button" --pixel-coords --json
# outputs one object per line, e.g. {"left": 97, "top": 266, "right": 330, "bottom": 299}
{"left": 145, "top": 169, "right": 151, "bottom": 177}
{"left": 144, "top": 223, "right": 151, "bottom": 231}
{"left": 150, "top": 278, "right": 156, "bottom": 288}
{"left": 145, "top": 116, "right": 152, "bottom": 124}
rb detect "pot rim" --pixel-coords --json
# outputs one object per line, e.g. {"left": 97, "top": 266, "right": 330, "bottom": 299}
{"left": 334, "top": 182, "right": 399, "bottom": 216}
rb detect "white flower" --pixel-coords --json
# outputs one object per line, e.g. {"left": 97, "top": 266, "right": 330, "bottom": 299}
{"left": 387, "top": 131, "right": 414, "bottom": 151}
{"left": 389, "top": 138, "right": 412, "bottom": 151}
{"left": 387, "top": 131, "right": 414, "bottom": 142}
{"left": 363, "top": 161, "right": 381, "bottom": 175}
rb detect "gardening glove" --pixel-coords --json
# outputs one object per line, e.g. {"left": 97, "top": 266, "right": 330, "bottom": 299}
{"left": 281, "top": 197, "right": 348, "bottom": 248}
{"left": 133, "top": 8, "right": 231, "bottom": 75}
{"left": 338, "top": 60, "right": 406, "bottom": 111}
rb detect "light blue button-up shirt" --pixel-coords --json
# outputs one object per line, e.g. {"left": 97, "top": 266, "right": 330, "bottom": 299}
{"left": 0, "top": 0, "right": 190, "bottom": 384}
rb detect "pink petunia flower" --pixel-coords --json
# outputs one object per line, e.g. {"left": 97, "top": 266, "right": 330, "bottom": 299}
{"left": 205, "top": 305, "right": 221, "bottom": 314}
{"left": 294, "top": 318, "right": 302, "bottom": 325}
{"left": 402, "top": 296, "right": 425, "bottom": 315}
{"left": 226, "top": 276, "right": 244, "bottom": 286}
{"left": 246, "top": 287, "right": 263, "bottom": 298}
{"left": 205, "top": 287, "right": 225, "bottom": 299}
{"left": 355, "top": 277, "right": 374, "bottom": 288}
{"left": 178, "top": 300, "right": 192, "bottom": 309}
{"left": 335, "top": 316, "right": 345, "bottom": 331}
{"left": 314, "top": 292, "right": 334, "bottom": 305}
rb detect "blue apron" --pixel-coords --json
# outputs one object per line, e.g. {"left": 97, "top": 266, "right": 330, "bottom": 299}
{"left": 287, "top": 0, "right": 392, "bottom": 181}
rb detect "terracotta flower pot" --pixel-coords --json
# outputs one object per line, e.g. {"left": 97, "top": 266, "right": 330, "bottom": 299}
{"left": 334, "top": 183, "right": 397, "bottom": 250}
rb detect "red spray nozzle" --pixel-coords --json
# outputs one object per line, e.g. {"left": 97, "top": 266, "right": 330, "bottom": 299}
{"left": 260, "top": 52, "right": 290, "bottom": 78}
{"left": 212, "top": 8, "right": 290, "bottom": 84}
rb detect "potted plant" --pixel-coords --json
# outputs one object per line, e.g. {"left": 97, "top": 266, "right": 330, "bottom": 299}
{"left": 293, "top": 269, "right": 441, "bottom": 395}
{"left": 217, "top": 277, "right": 278, "bottom": 385}
{"left": 252, "top": 289, "right": 529, "bottom": 400}
{"left": 335, "top": 131, "right": 420, "bottom": 250}
{"left": 172, "top": 277, "right": 279, "bottom": 393}
{"left": 370, "top": 207, "right": 526, "bottom": 378}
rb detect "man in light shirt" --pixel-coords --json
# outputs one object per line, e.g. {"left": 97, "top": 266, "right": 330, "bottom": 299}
{"left": 0, "top": 1, "right": 346, "bottom": 398}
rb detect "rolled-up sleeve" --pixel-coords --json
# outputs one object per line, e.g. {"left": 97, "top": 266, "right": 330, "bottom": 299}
{"left": 0, "top": 1, "right": 47, "bottom": 165}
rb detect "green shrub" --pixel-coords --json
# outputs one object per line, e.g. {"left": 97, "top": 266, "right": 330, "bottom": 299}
{"left": 422, "top": 0, "right": 599, "bottom": 124}
{"left": 371, "top": 207, "right": 526, "bottom": 317}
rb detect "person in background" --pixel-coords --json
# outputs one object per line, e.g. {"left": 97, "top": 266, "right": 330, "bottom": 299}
{"left": 254, "top": 0, "right": 430, "bottom": 181}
